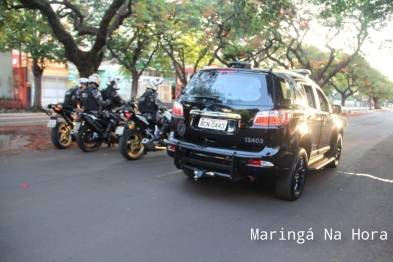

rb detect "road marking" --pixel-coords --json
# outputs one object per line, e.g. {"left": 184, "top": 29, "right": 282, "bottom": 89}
{"left": 157, "top": 170, "right": 182, "bottom": 178}
{"left": 338, "top": 171, "right": 393, "bottom": 183}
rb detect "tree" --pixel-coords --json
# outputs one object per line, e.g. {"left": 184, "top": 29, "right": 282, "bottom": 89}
{"left": 0, "top": 7, "right": 65, "bottom": 108}
{"left": 197, "top": 0, "right": 295, "bottom": 68}
{"left": 358, "top": 68, "right": 392, "bottom": 109}
{"left": 326, "top": 55, "right": 370, "bottom": 106}
{"left": 265, "top": 0, "right": 393, "bottom": 88}
{"left": 2, "top": 0, "right": 133, "bottom": 77}
{"left": 159, "top": 1, "right": 212, "bottom": 88}
{"left": 158, "top": 0, "right": 296, "bottom": 89}
{"left": 107, "top": 0, "right": 171, "bottom": 98}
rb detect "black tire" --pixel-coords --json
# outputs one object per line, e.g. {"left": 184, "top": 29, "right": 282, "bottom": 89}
{"left": 76, "top": 124, "right": 102, "bottom": 152}
{"left": 118, "top": 129, "right": 145, "bottom": 160}
{"left": 183, "top": 169, "right": 195, "bottom": 179}
{"left": 275, "top": 148, "right": 308, "bottom": 201}
{"left": 328, "top": 134, "right": 342, "bottom": 168}
{"left": 51, "top": 122, "right": 73, "bottom": 149}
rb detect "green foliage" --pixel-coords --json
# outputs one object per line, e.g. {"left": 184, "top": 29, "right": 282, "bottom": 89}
{"left": 1, "top": 0, "right": 392, "bottom": 104}
{"left": 1, "top": 8, "right": 64, "bottom": 64}
{"left": 357, "top": 66, "right": 393, "bottom": 105}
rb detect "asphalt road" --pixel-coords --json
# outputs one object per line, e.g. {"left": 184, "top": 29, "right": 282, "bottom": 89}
{"left": 1, "top": 111, "right": 392, "bottom": 262}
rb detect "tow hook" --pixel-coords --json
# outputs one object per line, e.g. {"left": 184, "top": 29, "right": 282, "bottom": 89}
{"left": 193, "top": 170, "right": 204, "bottom": 181}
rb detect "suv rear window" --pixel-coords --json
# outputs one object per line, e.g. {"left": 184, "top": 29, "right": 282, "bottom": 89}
{"left": 182, "top": 70, "right": 274, "bottom": 105}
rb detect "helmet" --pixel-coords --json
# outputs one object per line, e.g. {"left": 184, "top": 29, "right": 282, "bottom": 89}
{"left": 106, "top": 76, "right": 122, "bottom": 90}
{"left": 107, "top": 77, "right": 122, "bottom": 89}
{"left": 78, "top": 78, "right": 89, "bottom": 87}
{"left": 89, "top": 74, "right": 101, "bottom": 86}
{"left": 147, "top": 78, "right": 164, "bottom": 91}
{"left": 107, "top": 76, "right": 122, "bottom": 84}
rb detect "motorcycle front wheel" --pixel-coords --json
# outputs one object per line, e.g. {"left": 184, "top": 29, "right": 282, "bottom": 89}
{"left": 119, "top": 129, "right": 145, "bottom": 160}
{"left": 51, "top": 122, "right": 73, "bottom": 149}
{"left": 76, "top": 124, "right": 102, "bottom": 152}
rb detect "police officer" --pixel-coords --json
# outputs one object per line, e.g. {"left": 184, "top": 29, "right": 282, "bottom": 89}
{"left": 82, "top": 74, "right": 113, "bottom": 138}
{"left": 138, "top": 78, "right": 169, "bottom": 141}
{"left": 63, "top": 77, "right": 88, "bottom": 111}
{"left": 102, "top": 77, "right": 126, "bottom": 111}
{"left": 101, "top": 77, "right": 126, "bottom": 139}
{"left": 75, "top": 78, "right": 89, "bottom": 109}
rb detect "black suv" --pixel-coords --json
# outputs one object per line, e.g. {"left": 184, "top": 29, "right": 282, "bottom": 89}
{"left": 165, "top": 62, "right": 345, "bottom": 201}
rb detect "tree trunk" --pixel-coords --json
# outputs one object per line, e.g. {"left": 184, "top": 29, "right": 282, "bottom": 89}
{"left": 131, "top": 75, "right": 140, "bottom": 100}
{"left": 32, "top": 58, "right": 44, "bottom": 109}
{"left": 70, "top": 51, "right": 104, "bottom": 78}
{"left": 341, "top": 92, "right": 346, "bottom": 106}
{"left": 373, "top": 97, "right": 379, "bottom": 109}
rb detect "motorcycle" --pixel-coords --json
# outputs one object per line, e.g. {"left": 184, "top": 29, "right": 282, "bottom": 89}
{"left": 118, "top": 103, "right": 172, "bottom": 160}
{"left": 42, "top": 103, "right": 77, "bottom": 149}
{"left": 76, "top": 104, "right": 135, "bottom": 152}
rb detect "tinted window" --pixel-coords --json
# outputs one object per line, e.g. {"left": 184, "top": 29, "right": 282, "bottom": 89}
{"left": 182, "top": 70, "right": 274, "bottom": 105}
{"left": 303, "top": 84, "right": 316, "bottom": 108}
{"left": 316, "top": 89, "right": 330, "bottom": 112}
{"left": 276, "top": 75, "right": 307, "bottom": 106}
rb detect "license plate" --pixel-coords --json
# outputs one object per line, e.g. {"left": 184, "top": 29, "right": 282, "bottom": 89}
{"left": 47, "top": 119, "right": 57, "bottom": 128}
{"left": 198, "top": 117, "right": 227, "bottom": 131}
{"left": 115, "top": 126, "right": 125, "bottom": 135}
{"left": 73, "top": 122, "right": 81, "bottom": 132}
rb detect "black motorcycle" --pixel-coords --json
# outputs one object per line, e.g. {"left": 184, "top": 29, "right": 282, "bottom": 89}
{"left": 76, "top": 105, "right": 135, "bottom": 152}
{"left": 118, "top": 103, "right": 171, "bottom": 160}
{"left": 42, "top": 103, "right": 77, "bottom": 149}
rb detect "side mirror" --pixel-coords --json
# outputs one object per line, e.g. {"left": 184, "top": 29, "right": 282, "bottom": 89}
{"left": 332, "top": 104, "right": 343, "bottom": 115}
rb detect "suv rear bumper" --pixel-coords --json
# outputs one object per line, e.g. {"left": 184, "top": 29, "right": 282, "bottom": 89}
{"left": 164, "top": 136, "right": 294, "bottom": 181}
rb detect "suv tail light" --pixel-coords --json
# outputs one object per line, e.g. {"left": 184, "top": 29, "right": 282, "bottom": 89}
{"left": 172, "top": 101, "right": 184, "bottom": 118}
{"left": 254, "top": 110, "right": 292, "bottom": 127}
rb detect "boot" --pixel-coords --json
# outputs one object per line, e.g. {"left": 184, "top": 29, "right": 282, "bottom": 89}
{"left": 103, "top": 120, "right": 114, "bottom": 139}
{"left": 153, "top": 123, "right": 169, "bottom": 141}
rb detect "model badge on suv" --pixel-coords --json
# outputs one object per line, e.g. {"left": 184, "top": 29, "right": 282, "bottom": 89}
{"left": 165, "top": 62, "right": 345, "bottom": 201}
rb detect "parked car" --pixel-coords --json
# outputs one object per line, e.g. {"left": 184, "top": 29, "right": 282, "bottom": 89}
{"left": 165, "top": 62, "right": 345, "bottom": 201}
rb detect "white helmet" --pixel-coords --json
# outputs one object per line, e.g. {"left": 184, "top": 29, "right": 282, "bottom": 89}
{"left": 147, "top": 78, "right": 164, "bottom": 91}
{"left": 78, "top": 78, "right": 89, "bottom": 87}
{"left": 89, "top": 74, "right": 101, "bottom": 86}
{"left": 107, "top": 76, "right": 122, "bottom": 85}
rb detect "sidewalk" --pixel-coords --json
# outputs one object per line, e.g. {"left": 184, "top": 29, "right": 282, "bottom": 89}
{"left": 0, "top": 112, "right": 45, "bottom": 117}
{"left": 0, "top": 109, "right": 44, "bottom": 117}
{"left": 343, "top": 106, "right": 389, "bottom": 114}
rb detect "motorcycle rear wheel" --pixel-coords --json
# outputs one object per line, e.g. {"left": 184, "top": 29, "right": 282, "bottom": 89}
{"left": 119, "top": 129, "right": 145, "bottom": 160}
{"left": 51, "top": 122, "right": 73, "bottom": 149}
{"left": 76, "top": 124, "right": 102, "bottom": 152}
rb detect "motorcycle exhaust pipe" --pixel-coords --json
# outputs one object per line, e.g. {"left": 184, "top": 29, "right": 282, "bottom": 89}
{"left": 142, "top": 138, "right": 156, "bottom": 151}
{"left": 245, "top": 176, "right": 257, "bottom": 182}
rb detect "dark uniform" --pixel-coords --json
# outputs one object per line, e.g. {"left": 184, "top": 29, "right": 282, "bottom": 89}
{"left": 101, "top": 89, "right": 125, "bottom": 128}
{"left": 82, "top": 84, "right": 112, "bottom": 116}
{"left": 138, "top": 89, "right": 166, "bottom": 124}
{"left": 138, "top": 88, "right": 169, "bottom": 141}
{"left": 63, "top": 86, "right": 80, "bottom": 110}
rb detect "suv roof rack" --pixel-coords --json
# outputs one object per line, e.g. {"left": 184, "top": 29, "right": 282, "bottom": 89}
{"left": 229, "top": 61, "right": 252, "bottom": 69}
{"left": 292, "top": 69, "right": 311, "bottom": 76}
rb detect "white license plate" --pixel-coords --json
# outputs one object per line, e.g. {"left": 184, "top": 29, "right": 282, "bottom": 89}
{"left": 47, "top": 119, "right": 57, "bottom": 128}
{"left": 115, "top": 126, "right": 125, "bottom": 135}
{"left": 73, "top": 122, "right": 81, "bottom": 132}
{"left": 198, "top": 117, "right": 227, "bottom": 131}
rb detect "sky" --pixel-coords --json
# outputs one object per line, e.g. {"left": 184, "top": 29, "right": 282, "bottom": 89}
{"left": 362, "top": 23, "right": 393, "bottom": 81}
